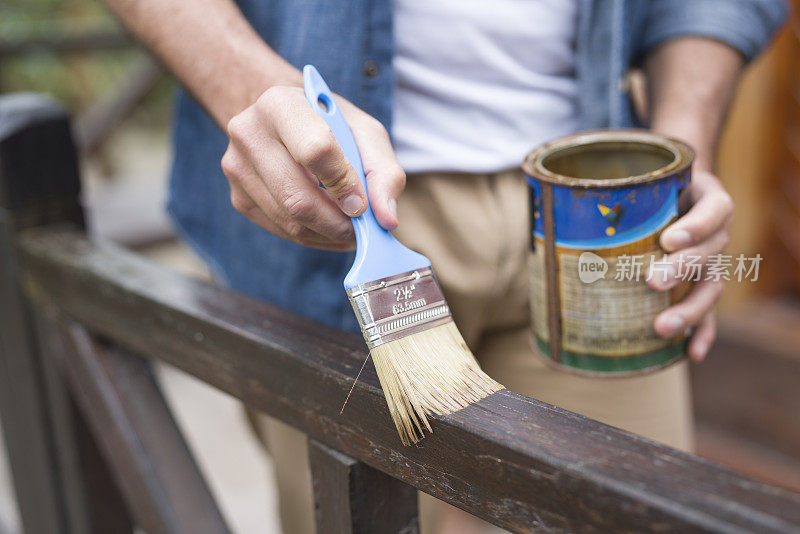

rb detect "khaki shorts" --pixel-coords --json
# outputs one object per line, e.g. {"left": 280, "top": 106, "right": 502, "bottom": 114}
{"left": 249, "top": 169, "right": 694, "bottom": 534}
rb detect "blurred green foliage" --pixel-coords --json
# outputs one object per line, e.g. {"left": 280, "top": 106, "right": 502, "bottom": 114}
{"left": 0, "top": 0, "right": 172, "bottom": 129}
{"left": 0, "top": 0, "right": 110, "bottom": 38}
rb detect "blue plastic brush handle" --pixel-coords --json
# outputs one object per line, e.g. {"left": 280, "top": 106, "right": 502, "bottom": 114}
{"left": 303, "top": 65, "right": 430, "bottom": 289}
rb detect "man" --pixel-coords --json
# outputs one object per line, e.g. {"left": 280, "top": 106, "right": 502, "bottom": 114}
{"left": 101, "top": 0, "right": 787, "bottom": 532}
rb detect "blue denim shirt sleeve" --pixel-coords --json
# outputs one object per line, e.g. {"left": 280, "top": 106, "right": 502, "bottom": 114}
{"left": 640, "top": 0, "right": 789, "bottom": 61}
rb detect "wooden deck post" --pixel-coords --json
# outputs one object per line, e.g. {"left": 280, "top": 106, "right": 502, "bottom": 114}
{"left": 0, "top": 93, "right": 131, "bottom": 533}
{"left": 309, "top": 439, "right": 419, "bottom": 534}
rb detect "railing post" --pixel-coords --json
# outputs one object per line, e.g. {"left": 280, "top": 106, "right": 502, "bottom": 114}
{"left": 0, "top": 93, "right": 131, "bottom": 533}
{"left": 309, "top": 439, "right": 419, "bottom": 534}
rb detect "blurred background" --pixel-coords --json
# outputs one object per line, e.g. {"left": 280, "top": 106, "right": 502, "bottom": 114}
{"left": 1, "top": 1, "right": 799, "bottom": 533}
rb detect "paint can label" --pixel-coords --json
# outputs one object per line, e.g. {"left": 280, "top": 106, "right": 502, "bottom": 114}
{"left": 530, "top": 233, "right": 689, "bottom": 374}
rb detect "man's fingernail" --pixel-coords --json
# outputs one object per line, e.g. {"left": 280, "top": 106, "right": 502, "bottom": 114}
{"left": 341, "top": 194, "right": 364, "bottom": 216}
{"left": 388, "top": 198, "right": 398, "bottom": 221}
{"left": 649, "top": 263, "right": 676, "bottom": 286}
{"left": 659, "top": 265, "right": 679, "bottom": 289}
{"left": 664, "top": 229, "right": 691, "bottom": 250}
{"left": 693, "top": 341, "right": 709, "bottom": 360}
{"left": 660, "top": 314, "right": 685, "bottom": 336}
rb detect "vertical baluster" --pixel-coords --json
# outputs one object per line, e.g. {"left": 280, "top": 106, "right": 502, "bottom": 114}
{"left": 308, "top": 439, "right": 419, "bottom": 534}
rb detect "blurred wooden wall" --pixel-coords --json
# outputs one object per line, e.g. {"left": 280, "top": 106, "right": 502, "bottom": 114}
{"left": 717, "top": 3, "right": 800, "bottom": 308}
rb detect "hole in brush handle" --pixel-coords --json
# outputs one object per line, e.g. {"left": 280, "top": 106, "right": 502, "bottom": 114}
{"left": 317, "top": 94, "right": 332, "bottom": 114}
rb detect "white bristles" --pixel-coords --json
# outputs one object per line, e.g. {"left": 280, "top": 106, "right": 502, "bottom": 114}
{"left": 370, "top": 321, "right": 503, "bottom": 445}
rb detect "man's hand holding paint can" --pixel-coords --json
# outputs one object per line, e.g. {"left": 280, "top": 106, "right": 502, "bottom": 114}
{"left": 524, "top": 130, "right": 696, "bottom": 376}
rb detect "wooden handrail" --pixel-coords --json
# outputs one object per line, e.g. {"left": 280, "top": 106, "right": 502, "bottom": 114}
{"left": 16, "top": 225, "right": 800, "bottom": 533}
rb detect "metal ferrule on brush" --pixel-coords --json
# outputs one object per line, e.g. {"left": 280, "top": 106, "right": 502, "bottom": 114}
{"left": 347, "top": 268, "right": 452, "bottom": 349}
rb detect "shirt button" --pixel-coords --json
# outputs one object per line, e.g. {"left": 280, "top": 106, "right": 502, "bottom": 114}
{"left": 363, "top": 60, "right": 379, "bottom": 78}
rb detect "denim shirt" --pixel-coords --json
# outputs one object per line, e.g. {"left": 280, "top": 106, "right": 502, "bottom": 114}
{"left": 168, "top": 0, "right": 786, "bottom": 334}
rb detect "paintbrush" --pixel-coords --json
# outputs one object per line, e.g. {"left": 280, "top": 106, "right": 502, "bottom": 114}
{"left": 303, "top": 65, "right": 503, "bottom": 445}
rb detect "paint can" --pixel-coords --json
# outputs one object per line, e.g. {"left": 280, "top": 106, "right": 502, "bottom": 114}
{"left": 522, "top": 130, "right": 694, "bottom": 376}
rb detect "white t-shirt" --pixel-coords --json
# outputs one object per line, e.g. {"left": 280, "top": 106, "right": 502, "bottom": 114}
{"left": 392, "top": 0, "right": 579, "bottom": 174}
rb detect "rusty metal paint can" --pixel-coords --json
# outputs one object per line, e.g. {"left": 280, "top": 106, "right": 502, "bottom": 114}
{"left": 522, "top": 130, "right": 694, "bottom": 376}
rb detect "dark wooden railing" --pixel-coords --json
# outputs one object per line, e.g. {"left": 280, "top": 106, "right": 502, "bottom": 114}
{"left": 2, "top": 94, "right": 800, "bottom": 534}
